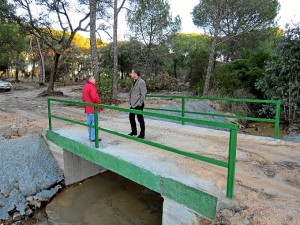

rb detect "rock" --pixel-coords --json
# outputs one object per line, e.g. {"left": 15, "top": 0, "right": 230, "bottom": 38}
{"left": 243, "top": 217, "right": 250, "bottom": 224}
{"left": 13, "top": 212, "right": 23, "bottom": 221}
{"left": 16, "top": 129, "right": 26, "bottom": 137}
{"left": 28, "top": 200, "right": 42, "bottom": 208}
{"left": 12, "top": 221, "right": 23, "bottom": 225}
{"left": 283, "top": 133, "right": 300, "bottom": 143}
{"left": 222, "top": 209, "right": 234, "bottom": 218}
{"left": 34, "top": 185, "right": 62, "bottom": 202}
{"left": 1, "top": 187, "right": 11, "bottom": 198}
{"left": 25, "top": 196, "right": 34, "bottom": 202}
{"left": 25, "top": 208, "right": 33, "bottom": 216}
{"left": 287, "top": 123, "right": 300, "bottom": 135}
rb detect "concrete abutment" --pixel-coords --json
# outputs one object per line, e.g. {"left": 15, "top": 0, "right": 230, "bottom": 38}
{"left": 46, "top": 137, "right": 106, "bottom": 185}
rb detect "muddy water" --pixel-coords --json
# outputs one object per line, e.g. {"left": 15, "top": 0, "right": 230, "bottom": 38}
{"left": 243, "top": 122, "right": 287, "bottom": 138}
{"left": 25, "top": 171, "right": 163, "bottom": 225}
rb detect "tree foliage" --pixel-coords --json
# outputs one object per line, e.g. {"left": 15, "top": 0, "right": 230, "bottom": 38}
{"left": 0, "top": 0, "right": 14, "bottom": 22}
{"left": 213, "top": 28, "right": 282, "bottom": 96}
{"left": 11, "top": 0, "right": 91, "bottom": 91}
{"left": 166, "top": 33, "right": 210, "bottom": 88}
{"left": 127, "top": 0, "right": 181, "bottom": 76}
{"left": 192, "top": 0, "right": 279, "bottom": 95}
{"left": 0, "top": 23, "right": 28, "bottom": 78}
{"left": 256, "top": 23, "right": 300, "bottom": 124}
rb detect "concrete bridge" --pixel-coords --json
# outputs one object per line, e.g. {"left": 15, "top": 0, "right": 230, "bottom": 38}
{"left": 45, "top": 97, "right": 286, "bottom": 225}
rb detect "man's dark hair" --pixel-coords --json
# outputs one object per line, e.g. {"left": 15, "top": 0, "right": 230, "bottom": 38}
{"left": 86, "top": 75, "right": 93, "bottom": 82}
{"left": 133, "top": 69, "right": 141, "bottom": 76}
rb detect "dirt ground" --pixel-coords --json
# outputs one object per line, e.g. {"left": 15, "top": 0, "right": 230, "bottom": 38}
{"left": 1, "top": 81, "right": 300, "bottom": 225}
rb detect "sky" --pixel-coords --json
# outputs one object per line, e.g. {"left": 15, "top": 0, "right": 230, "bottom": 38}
{"left": 168, "top": 0, "right": 300, "bottom": 34}
{"left": 112, "top": 0, "right": 300, "bottom": 42}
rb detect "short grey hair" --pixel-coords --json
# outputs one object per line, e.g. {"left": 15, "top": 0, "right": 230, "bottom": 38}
{"left": 86, "top": 75, "right": 94, "bottom": 82}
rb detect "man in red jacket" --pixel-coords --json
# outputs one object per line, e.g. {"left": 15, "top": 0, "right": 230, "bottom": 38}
{"left": 82, "top": 75, "right": 102, "bottom": 142}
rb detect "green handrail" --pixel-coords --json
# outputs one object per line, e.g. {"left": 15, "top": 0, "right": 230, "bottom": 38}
{"left": 146, "top": 95, "right": 281, "bottom": 139}
{"left": 47, "top": 98, "right": 237, "bottom": 199}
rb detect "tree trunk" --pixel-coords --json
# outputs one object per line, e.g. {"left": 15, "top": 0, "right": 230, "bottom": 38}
{"left": 47, "top": 53, "right": 61, "bottom": 91}
{"left": 173, "top": 58, "right": 177, "bottom": 79}
{"left": 203, "top": 31, "right": 218, "bottom": 96}
{"left": 112, "top": 0, "right": 119, "bottom": 101}
{"left": 89, "top": 0, "right": 99, "bottom": 80}
{"left": 36, "top": 38, "right": 45, "bottom": 83}
{"left": 145, "top": 46, "right": 153, "bottom": 77}
{"left": 31, "top": 61, "right": 36, "bottom": 81}
{"left": 14, "top": 53, "right": 19, "bottom": 82}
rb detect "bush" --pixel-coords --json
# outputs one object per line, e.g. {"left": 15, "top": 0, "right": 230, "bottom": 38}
{"left": 146, "top": 73, "right": 179, "bottom": 92}
{"left": 118, "top": 78, "right": 132, "bottom": 92}
{"left": 213, "top": 59, "right": 265, "bottom": 96}
{"left": 97, "top": 69, "right": 113, "bottom": 104}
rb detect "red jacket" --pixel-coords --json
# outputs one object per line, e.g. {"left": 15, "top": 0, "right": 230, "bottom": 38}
{"left": 82, "top": 81, "right": 102, "bottom": 114}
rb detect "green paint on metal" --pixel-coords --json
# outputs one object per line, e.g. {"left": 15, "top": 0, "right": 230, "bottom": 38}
{"left": 274, "top": 100, "right": 281, "bottom": 139}
{"left": 227, "top": 129, "right": 238, "bottom": 199}
{"left": 48, "top": 98, "right": 237, "bottom": 130}
{"left": 147, "top": 95, "right": 279, "bottom": 104}
{"left": 145, "top": 107, "right": 276, "bottom": 123}
{"left": 47, "top": 98, "right": 237, "bottom": 199}
{"left": 146, "top": 95, "right": 281, "bottom": 139}
{"left": 47, "top": 99, "right": 52, "bottom": 131}
{"left": 181, "top": 97, "right": 185, "bottom": 125}
{"left": 161, "top": 177, "right": 217, "bottom": 220}
{"left": 94, "top": 106, "right": 99, "bottom": 148}
{"left": 46, "top": 130, "right": 218, "bottom": 220}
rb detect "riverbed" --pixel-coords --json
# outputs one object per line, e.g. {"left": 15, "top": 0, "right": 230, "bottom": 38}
{"left": 24, "top": 171, "right": 163, "bottom": 225}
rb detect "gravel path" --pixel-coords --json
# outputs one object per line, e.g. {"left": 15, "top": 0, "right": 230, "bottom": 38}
{"left": 0, "top": 135, "right": 63, "bottom": 220}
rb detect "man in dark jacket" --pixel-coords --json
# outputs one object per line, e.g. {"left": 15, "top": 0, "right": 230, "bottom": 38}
{"left": 82, "top": 75, "right": 102, "bottom": 142}
{"left": 128, "top": 69, "right": 147, "bottom": 139}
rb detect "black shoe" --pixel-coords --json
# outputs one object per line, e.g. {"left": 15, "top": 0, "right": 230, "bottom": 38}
{"left": 137, "top": 135, "right": 144, "bottom": 139}
{"left": 91, "top": 138, "right": 102, "bottom": 142}
{"left": 128, "top": 132, "right": 137, "bottom": 136}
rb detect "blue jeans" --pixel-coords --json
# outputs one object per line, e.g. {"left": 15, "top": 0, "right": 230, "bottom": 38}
{"left": 87, "top": 113, "right": 100, "bottom": 141}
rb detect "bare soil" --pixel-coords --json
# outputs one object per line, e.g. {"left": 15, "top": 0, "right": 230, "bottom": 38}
{"left": 1, "top": 81, "right": 300, "bottom": 225}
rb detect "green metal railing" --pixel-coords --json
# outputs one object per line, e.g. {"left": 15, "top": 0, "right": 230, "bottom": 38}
{"left": 145, "top": 95, "right": 281, "bottom": 139}
{"left": 47, "top": 98, "right": 238, "bottom": 199}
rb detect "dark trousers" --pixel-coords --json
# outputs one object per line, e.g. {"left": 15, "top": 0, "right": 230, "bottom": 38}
{"left": 129, "top": 104, "right": 145, "bottom": 136}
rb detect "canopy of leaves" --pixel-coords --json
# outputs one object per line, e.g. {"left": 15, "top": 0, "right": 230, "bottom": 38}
{"left": 127, "top": 0, "right": 181, "bottom": 46}
{"left": 166, "top": 33, "right": 210, "bottom": 83}
{"left": 256, "top": 23, "right": 300, "bottom": 123}
{"left": 0, "top": 23, "right": 28, "bottom": 66}
{"left": 212, "top": 28, "right": 282, "bottom": 95}
{"left": 192, "top": 0, "right": 279, "bottom": 36}
{"left": 0, "top": 0, "right": 14, "bottom": 22}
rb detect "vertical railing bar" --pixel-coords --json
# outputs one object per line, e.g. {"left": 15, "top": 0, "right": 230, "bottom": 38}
{"left": 274, "top": 100, "right": 281, "bottom": 139}
{"left": 181, "top": 96, "right": 185, "bottom": 125}
{"left": 94, "top": 106, "right": 99, "bottom": 148}
{"left": 48, "top": 98, "right": 52, "bottom": 131}
{"left": 227, "top": 127, "right": 237, "bottom": 198}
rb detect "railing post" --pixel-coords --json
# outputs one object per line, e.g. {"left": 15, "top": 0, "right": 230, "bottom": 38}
{"left": 47, "top": 98, "right": 52, "bottom": 131}
{"left": 181, "top": 96, "right": 185, "bottom": 125}
{"left": 274, "top": 100, "right": 281, "bottom": 139}
{"left": 94, "top": 106, "right": 99, "bottom": 148}
{"left": 227, "top": 127, "right": 237, "bottom": 199}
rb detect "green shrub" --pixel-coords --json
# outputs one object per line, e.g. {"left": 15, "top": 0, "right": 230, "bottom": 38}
{"left": 97, "top": 68, "right": 113, "bottom": 104}
{"left": 118, "top": 78, "right": 132, "bottom": 92}
{"left": 146, "top": 73, "right": 179, "bottom": 92}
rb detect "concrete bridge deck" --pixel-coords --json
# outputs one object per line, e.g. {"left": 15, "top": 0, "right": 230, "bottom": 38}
{"left": 46, "top": 116, "right": 300, "bottom": 224}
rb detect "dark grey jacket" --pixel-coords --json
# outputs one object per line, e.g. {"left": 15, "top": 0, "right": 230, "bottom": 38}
{"left": 129, "top": 77, "right": 147, "bottom": 108}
